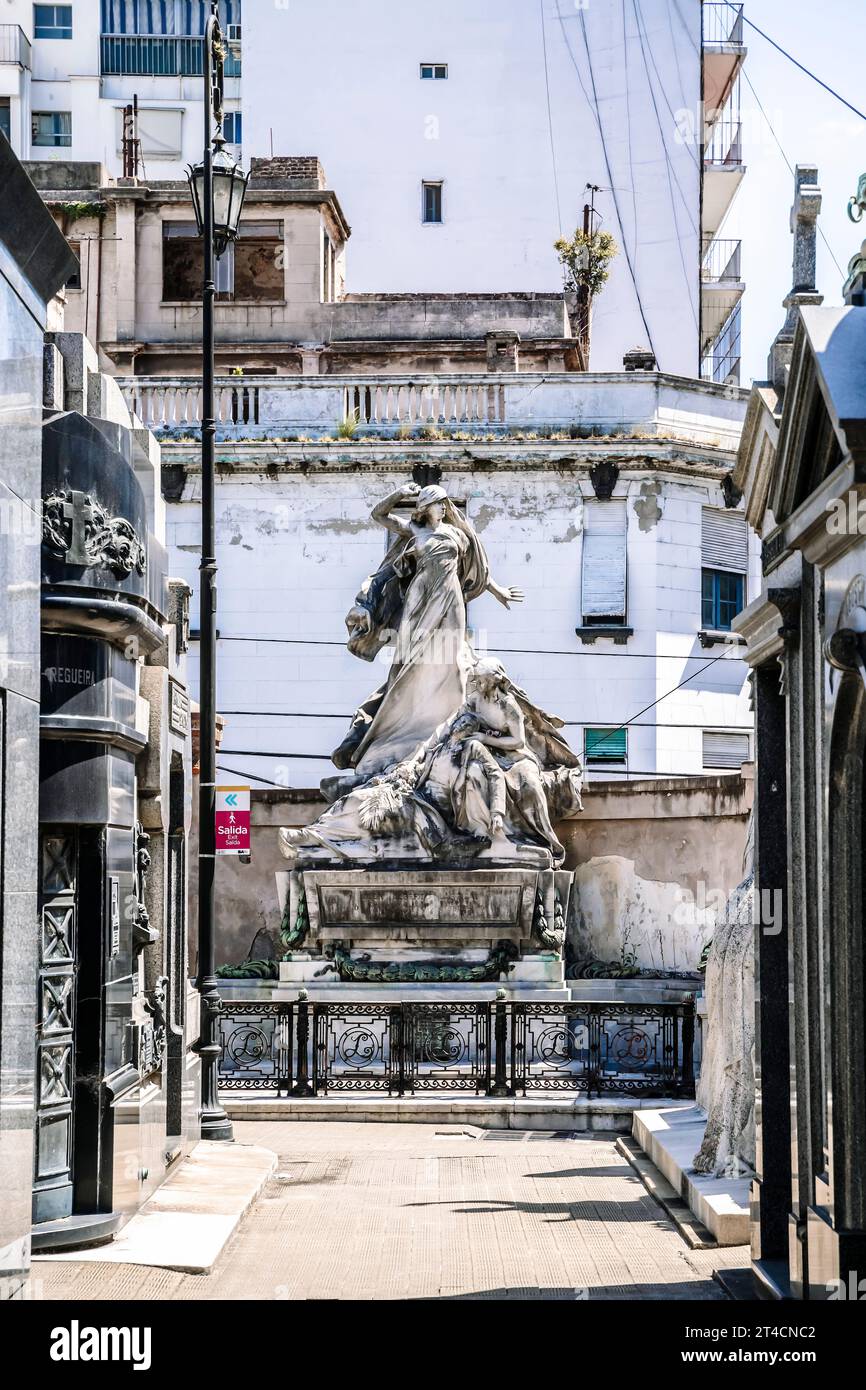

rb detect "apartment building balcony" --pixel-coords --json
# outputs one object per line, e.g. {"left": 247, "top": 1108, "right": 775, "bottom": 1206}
{"left": 100, "top": 34, "right": 241, "bottom": 78}
{"left": 701, "top": 237, "right": 744, "bottom": 355}
{"left": 0, "top": 24, "right": 32, "bottom": 69}
{"left": 701, "top": 302, "right": 742, "bottom": 387}
{"left": 702, "top": 3, "right": 746, "bottom": 112}
{"left": 702, "top": 106, "right": 745, "bottom": 237}
{"left": 114, "top": 370, "right": 747, "bottom": 450}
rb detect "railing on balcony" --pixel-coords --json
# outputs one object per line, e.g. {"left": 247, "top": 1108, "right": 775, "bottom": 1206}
{"left": 100, "top": 34, "right": 240, "bottom": 77}
{"left": 705, "top": 111, "right": 742, "bottom": 167}
{"left": 345, "top": 380, "right": 505, "bottom": 428}
{"left": 217, "top": 997, "right": 696, "bottom": 1100}
{"left": 702, "top": 303, "right": 742, "bottom": 387}
{"left": 117, "top": 372, "right": 747, "bottom": 448}
{"left": 701, "top": 237, "right": 742, "bottom": 283}
{"left": 702, "top": 2, "right": 744, "bottom": 47}
{"left": 122, "top": 377, "right": 506, "bottom": 432}
{"left": 0, "top": 24, "right": 32, "bottom": 67}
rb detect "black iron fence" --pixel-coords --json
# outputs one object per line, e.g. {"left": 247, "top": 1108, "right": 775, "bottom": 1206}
{"left": 218, "top": 998, "right": 695, "bottom": 1100}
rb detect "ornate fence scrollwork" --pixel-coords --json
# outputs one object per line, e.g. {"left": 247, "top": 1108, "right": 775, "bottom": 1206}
{"left": 216, "top": 998, "right": 695, "bottom": 1099}
{"left": 218, "top": 1001, "right": 293, "bottom": 1093}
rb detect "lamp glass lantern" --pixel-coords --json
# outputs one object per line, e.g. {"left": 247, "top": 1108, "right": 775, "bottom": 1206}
{"left": 187, "top": 143, "right": 250, "bottom": 258}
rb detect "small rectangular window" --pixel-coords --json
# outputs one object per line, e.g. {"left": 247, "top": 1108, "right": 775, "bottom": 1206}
{"left": 422, "top": 181, "right": 443, "bottom": 224}
{"left": 584, "top": 727, "right": 627, "bottom": 765}
{"left": 163, "top": 220, "right": 283, "bottom": 302}
{"left": 703, "top": 731, "right": 750, "bottom": 770}
{"left": 420, "top": 63, "right": 448, "bottom": 79}
{"left": 701, "top": 506, "right": 747, "bottom": 630}
{"left": 701, "top": 569, "right": 744, "bottom": 631}
{"left": 582, "top": 499, "right": 627, "bottom": 624}
{"left": 233, "top": 221, "right": 283, "bottom": 300}
{"left": 65, "top": 240, "right": 81, "bottom": 291}
{"left": 34, "top": 5, "right": 72, "bottom": 39}
{"left": 223, "top": 111, "right": 242, "bottom": 145}
{"left": 0, "top": 100, "right": 10, "bottom": 142}
{"left": 32, "top": 111, "right": 72, "bottom": 147}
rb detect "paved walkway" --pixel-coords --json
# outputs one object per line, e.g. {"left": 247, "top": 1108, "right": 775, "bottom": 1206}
{"left": 37, "top": 1123, "right": 748, "bottom": 1301}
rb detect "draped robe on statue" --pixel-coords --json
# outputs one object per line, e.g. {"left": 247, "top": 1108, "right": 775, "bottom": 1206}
{"left": 333, "top": 502, "right": 490, "bottom": 776}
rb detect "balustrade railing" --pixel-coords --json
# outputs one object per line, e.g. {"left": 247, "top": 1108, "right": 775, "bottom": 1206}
{"left": 702, "top": 2, "right": 744, "bottom": 47}
{"left": 217, "top": 997, "right": 695, "bottom": 1099}
{"left": 345, "top": 380, "right": 505, "bottom": 428}
{"left": 100, "top": 34, "right": 240, "bottom": 78}
{"left": 0, "top": 24, "right": 31, "bottom": 67}
{"left": 117, "top": 371, "right": 746, "bottom": 447}
{"left": 124, "top": 379, "right": 259, "bottom": 429}
{"left": 705, "top": 114, "right": 742, "bottom": 167}
{"left": 701, "top": 237, "right": 742, "bottom": 283}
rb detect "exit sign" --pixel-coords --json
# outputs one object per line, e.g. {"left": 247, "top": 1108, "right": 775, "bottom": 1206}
{"left": 215, "top": 786, "right": 251, "bottom": 856}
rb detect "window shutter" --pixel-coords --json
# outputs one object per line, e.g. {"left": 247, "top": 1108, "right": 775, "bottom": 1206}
{"left": 582, "top": 500, "right": 627, "bottom": 621}
{"left": 702, "top": 731, "right": 750, "bottom": 769}
{"left": 585, "top": 727, "right": 627, "bottom": 762}
{"left": 702, "top": 508, "right": 748, "bottom": 573}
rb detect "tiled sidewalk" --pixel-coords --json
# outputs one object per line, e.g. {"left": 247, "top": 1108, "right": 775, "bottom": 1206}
{"left": 36, "top": 1122, "right": 748, "bottom": 1301}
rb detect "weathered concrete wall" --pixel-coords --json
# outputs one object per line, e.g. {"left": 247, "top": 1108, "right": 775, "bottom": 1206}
{"left": 561, "top": 771, "right": 754, "bottom": 973}
{"left": 213, "top": 772, "right": 753, "bottom": 973}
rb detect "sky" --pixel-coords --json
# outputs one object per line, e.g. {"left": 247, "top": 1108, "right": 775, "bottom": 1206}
{"left": 722, "top": 0, "right": 866, "bottom": 384}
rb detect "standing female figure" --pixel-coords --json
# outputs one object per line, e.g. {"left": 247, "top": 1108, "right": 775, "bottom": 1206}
{"left": 335, "top": 483, "right": 523, "bottom": 775}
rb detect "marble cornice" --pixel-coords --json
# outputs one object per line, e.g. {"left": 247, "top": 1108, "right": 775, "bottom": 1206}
{"left": 163, "top": 439, "right": 739, "bottom": 478}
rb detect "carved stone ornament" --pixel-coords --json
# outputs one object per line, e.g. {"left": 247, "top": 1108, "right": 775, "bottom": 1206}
{"left": 589, "top": 461, "right": 619, "bottom": 500}
{"left": 43, "top": 488, "right": 147, "bottom": 580}
{"left": 722, "top": 474, "right": 743, "bottom": 509}
{"left": 824, "top": 575, "right": 866, "bottom": 680}
{"left": 141, "top": 975, "right": 169, "bottom": 1076}
{"left": 324, "top": 940, "right": 517, "bottom": 984}
{"left": 132, "top": 824, "right": 159, "bottom": 955}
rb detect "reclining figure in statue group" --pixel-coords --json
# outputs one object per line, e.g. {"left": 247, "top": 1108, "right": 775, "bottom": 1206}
{"left": 279, "top": 659, "right": 584, "bottom": 867}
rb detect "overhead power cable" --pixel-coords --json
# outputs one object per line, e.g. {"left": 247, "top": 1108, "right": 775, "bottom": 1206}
{"left": 565, "top": 646, "right": 741, "bottom": 753}
{"left": 741, "top": 68, "right": 846, "bottom": 281}
{"left": 199, "top": 632, "right": 750, "bottom": 662}
{"left": 632, "top": 0, "right": 700, "bottom": 334}
{"left": 219, "top": 760, "right": 735, "bottom": 783}
{"left": 539, "top": 0, "right": 563, "bottom": 238}
{"left": 212, "top": 647, "right": 745, "bottom": 764}
{"left": 634, "top": 0, "right": 700, "bottom": 173}
{"left": 725, "top": 1, "right": 866, "bottom": 124}
{"left": 218, "top": 710, "right": 754, "bottom": 731}
{"left": 554, "top": 0, "right": 659, "bottom": 361}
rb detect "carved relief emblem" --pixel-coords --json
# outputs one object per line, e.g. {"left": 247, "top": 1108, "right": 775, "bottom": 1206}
{"left": 824, "top": 574, "right": 866, "bottom": 686}
{"left": 43, "top": 488, "right": 147, "bottom": 579}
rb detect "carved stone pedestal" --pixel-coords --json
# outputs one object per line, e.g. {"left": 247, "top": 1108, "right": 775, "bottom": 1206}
{"left": 272, "top": 866, "right": 573, "bottom": 1000}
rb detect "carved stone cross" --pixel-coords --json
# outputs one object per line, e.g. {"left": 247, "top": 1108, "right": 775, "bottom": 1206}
{"left": 61, "top": 490, "right": 96, "bottom": 566}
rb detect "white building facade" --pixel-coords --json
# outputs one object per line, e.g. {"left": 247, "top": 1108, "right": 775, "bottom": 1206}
{"left": 146, "top": 373, "right": 757, "bottom": 793}
{"left": 1, "top": 1, "right": 746, "bottom": 380}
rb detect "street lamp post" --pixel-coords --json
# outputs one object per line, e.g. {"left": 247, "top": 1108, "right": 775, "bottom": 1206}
{"left": 187, "top": 0, "right": 248, "bottom": 1142}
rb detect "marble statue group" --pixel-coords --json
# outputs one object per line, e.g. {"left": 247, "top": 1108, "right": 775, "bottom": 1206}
{"left": 280, "top": 482, "right": 584, "bottom": 867}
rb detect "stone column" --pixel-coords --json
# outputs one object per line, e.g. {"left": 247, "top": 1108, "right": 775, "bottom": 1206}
{"left": 113, "top": 198, "right": 139, "bottom": 347}
{"left": 751, "top": 659, "right": 794, "bottom": 1281}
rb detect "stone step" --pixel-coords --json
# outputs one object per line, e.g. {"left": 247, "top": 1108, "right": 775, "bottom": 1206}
{"left": 615, "top": 1134, "right": 718, "bottom": 1249}
{"left": 34, "top": 1142, "right": 277, "bottom": 1273}
{"left": 219, "top": 1093, "right": 696, "bottom": 1132}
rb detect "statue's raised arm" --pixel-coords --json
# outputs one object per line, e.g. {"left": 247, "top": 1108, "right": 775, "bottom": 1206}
{"left": 370, "top": 482, "right": 421, "bottom": 539}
